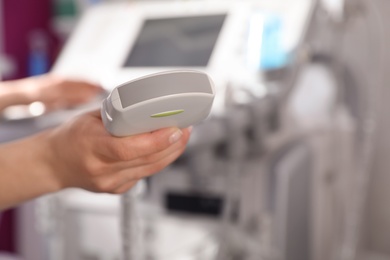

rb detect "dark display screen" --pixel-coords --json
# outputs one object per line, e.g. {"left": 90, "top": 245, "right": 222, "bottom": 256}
{"left": 123, "top": 15, "right": 226, "bottom": 67}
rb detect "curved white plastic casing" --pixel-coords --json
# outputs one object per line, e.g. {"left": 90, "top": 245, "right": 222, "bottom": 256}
{"left": 101, "top": 70, "right": 215, "bottom": 137}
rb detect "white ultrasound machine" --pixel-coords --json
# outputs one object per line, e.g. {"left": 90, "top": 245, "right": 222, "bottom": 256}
{"left": 52, "top": 0, "right": 312, "bottom": 113}
{"left": 40, "top": 1, "right": 315, "bottom": 259}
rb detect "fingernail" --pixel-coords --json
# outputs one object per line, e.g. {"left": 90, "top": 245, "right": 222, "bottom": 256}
{"left": 169, "top": 129, "right": 183, "bottom": 144}
{"left": 188, "top": 126, "right": 193, "bottom": 133}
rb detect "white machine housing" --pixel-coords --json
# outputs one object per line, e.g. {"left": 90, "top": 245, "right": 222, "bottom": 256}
{"left": 52, "top": 0, "right": 312, "bottom": 114}
{"left": 53, "top": 1, "right": 252, "bottom": 82}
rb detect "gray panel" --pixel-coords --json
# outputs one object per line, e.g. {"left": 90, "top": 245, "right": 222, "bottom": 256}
{"left": 364, "top": 0, "right": 390, "bottom": 254}
{"left": 270, "top": 141, "right": 313, "bottom": 260}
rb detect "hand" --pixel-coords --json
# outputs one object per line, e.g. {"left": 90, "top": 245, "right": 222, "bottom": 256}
{"left": 17, "top": 73, "right": 103, "bottom": 110}
{"left": 45, "top": 110, "right": 191, "bottom": 194}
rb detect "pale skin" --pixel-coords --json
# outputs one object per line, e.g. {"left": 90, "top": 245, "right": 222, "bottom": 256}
{"left": 0, "top": 74, "right": 191, "bottom": 210}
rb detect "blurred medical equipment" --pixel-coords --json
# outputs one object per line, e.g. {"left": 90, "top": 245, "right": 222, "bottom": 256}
{"left": 5, "top": 0, "right": 385, "bottom": 259}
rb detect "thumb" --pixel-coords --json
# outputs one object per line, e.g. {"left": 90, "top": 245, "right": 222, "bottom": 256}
{"left": 88, "top": 109, "right": 102, "bottom": 119}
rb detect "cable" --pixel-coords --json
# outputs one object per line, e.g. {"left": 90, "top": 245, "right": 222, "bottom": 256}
{"left": 121, "top": 182, "right": 146, "bottom": 260}
{"left": 121, "top": 191, "right": 134, "bottom": 260}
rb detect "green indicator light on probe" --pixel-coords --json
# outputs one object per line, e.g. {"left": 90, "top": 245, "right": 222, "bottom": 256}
{"left": 150, "top": 109, "right": 185, "bottom": 118}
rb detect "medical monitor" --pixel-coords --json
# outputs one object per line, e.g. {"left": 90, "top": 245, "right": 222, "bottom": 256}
{"left": 51, "top": 1, "right": 262, "bottom": 88}
{"left": 123, "top": 15, "right": 226, "bottom": 67}
{"left": 51, "top": 0, "right": 313, "bottom": 112}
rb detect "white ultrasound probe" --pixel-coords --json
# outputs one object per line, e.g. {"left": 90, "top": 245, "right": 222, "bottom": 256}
{"left": 101, "top": 70, "right": 215, "bottom": 137}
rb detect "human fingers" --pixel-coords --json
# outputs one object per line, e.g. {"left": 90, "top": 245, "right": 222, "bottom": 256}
{"left": 109, "top": 144, "right": 187, "bottom": 193}
{"left": 80, "top": 143, "right": 184, "bottom": 193}
{"left": 39, "top": 74, "right": 102, "bottom": 91}
{"left": 103, "top": 127, "right": 191, "bottom": 168}
{"left": 29, "top": 76, "right": 104, "bottom": 110}
{"left": 58, "top": 111, "right": 186, "bottom": 164}
{"left": 101, "top": 127, "right": 185, "bottom": 161}
{"left": 65, "top": 80, "right": 103, "bottom": 94}
{"left": 60, "top": 81, "right": 104, "bottom": 105}
{"left": 89, "top": 109, "right": 102, "bottom": 118}
{"left": 36, "top": 74, "right": 102, "bottom": 94}
{"left": 112, "top": 180, "right": 138, "bottom": 195}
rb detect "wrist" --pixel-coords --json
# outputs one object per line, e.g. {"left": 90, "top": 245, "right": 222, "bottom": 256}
{"left": 29, "top": 131, "right": 65, "bottom": 193}
{"left": 0, "top": 131, "right": 64, "bottom": 209}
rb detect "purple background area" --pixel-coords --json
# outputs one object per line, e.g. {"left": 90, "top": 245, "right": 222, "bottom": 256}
{"left": 3, "top": 0, "right": 58, "bottom": 80}
{"left": 0, "top": 210, "right": 16, "bottom": 252}
{"left": 1, "top": 0, "right": 57, "bottom": 253}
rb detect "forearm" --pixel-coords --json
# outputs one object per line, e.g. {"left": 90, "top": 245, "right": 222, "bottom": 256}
{"left": 0, "top": 80, "right": 32, "bottom": 112}
{"left": 0, "top": 131, "right": 61, "bottom": 210}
